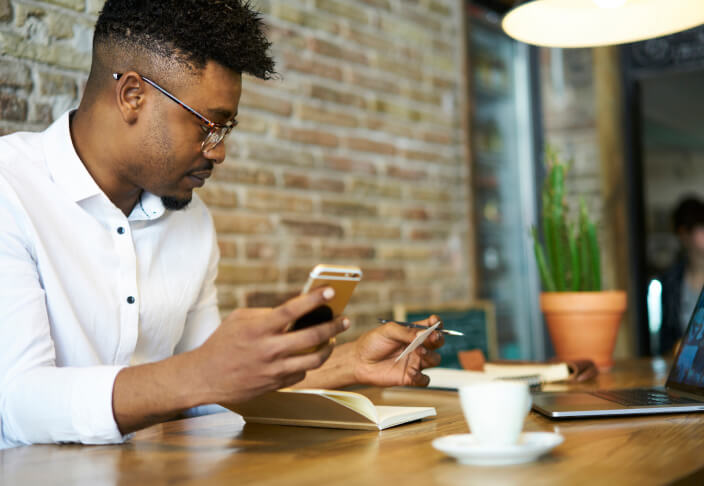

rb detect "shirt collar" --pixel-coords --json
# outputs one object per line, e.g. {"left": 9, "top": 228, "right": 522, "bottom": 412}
{"left": 44, "top": 111, "right": 166, "bottom": 221}
{"left": 44, "top": 111, "right": 103, "bottom": 203}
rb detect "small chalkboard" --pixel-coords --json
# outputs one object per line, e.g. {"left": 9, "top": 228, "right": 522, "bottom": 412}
{"left": 395, "top": 301, "right": 497, "bottom": 369}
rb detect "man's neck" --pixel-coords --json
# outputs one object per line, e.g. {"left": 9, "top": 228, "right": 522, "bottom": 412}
{"left": 69, "top": 107, "right": 141, "bottom": 216}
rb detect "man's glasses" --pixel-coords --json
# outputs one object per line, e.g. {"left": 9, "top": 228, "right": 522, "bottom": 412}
{"left": 112, "top": 72, "right": 237, "bottom": 153}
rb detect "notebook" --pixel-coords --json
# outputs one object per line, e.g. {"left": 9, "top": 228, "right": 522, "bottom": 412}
{"left": 225, "top": 388, "right": 436, "bottom": 430}
{"left": 532, "top": 286, "right": 704, "bottom": 418}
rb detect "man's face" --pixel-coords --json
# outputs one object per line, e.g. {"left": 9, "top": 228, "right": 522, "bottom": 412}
{"left": 134, "top": 61, "right": 242, "bottom": 210}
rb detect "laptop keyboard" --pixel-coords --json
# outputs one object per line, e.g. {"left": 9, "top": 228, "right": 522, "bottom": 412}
{"left": 591, "top": 388, "right": 703, "bottom": 407}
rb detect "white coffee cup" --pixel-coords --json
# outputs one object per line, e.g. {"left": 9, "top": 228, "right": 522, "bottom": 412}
{"left": 458, "top": 381, "right": 532, "bottom": 446}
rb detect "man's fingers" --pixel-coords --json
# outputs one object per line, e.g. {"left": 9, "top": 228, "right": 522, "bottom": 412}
{"left": 268, "top": 287, "right": 337, "bottom": 332}
{"left": 279, "top": 316, "right": 349, "bottom": 356}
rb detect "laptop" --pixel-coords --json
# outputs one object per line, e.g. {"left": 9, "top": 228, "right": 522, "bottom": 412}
{"left": 532, "top": 286, "right": 704, "bottom": 418}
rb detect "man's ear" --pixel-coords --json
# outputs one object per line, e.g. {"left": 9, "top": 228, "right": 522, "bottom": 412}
{"left": 114, "top": 71, "right": 146, "bottom": 124}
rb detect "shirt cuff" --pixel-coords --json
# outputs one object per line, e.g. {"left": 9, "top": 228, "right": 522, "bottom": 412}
{"left": 70, "top": 365, "right": 130, "bottom": 445}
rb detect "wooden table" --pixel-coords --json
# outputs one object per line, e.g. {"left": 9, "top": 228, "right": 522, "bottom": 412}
{"left": 3, "top": 359, "right": 704, "bottom": 485}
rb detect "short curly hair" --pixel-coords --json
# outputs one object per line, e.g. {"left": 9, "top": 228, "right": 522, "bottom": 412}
{"left": 94, "top": 0, "right": 276, "bottom": 80}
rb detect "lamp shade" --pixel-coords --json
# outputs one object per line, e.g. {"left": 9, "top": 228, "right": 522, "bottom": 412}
{"left": 502, "top": 0, "right": 704, "bottom": 48}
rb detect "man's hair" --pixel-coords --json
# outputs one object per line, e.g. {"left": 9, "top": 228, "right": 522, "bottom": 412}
{"left": 93, "top": 0, "right": 276, "bottom": 79}
{"left": 673, "top": 196, "right": 704, "bottom": 232}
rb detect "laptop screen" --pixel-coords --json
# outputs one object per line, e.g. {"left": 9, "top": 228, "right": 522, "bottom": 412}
{"left": 667, "top": 286, "right": 704, "bottom": 394}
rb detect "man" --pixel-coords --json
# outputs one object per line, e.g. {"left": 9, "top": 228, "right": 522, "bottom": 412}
{"left": 659, "top": 196, "right": 704, "bottom": 355}
{"left": 0, "top": 0, "right": 443, "bottom": 448}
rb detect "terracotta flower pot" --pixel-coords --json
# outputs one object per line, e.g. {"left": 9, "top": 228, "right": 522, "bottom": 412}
{"left": 540, "top": 290, "right": 627, "bottom": 370}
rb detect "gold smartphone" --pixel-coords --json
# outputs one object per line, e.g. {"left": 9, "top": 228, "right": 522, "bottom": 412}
{"left": 291, "top": 264, "right": 363, "bottom": 331}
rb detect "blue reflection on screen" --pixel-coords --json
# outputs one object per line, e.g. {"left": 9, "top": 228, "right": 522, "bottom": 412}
{"left": 671, "top": 291, "right": 704, "bottom": 387}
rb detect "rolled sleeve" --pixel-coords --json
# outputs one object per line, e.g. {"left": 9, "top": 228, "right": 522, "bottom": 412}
{"left": 1, "top": 365, "right": 129, "bottom": 448}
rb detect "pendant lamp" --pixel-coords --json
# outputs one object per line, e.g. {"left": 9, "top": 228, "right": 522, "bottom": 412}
{"left": 502, "top": 0, "right": 704, "bottom": 48}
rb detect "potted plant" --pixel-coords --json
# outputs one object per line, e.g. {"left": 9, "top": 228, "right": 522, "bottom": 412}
{"left": 532, "top": 147, "right": 626, "bottom": 369}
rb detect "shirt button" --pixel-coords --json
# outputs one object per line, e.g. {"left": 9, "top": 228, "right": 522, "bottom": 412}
{"left": 117, "top": 227, "right": 125, "bottom": 234}
{"left": 126, "top": 296, "right": 135, "bottom": 304}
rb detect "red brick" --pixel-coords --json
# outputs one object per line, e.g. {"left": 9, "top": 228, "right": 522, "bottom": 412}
{"left": 357, "top": 0, "right": 390, "bottom": 9}
{"left": 310, "top": 84, "right": 366, "bottom": 108}
{"left": 266, "top": 25, "right": 307, "bottom": 50}
{"left": 215, "top": 165, "right": 276, "bottom": 186}
{"left": 30, "top": 103, "right": 53, "bottom": 124}
{"left": 291, "top": 241, "right": 315, "bottom": 258}
{"left": 389, "top": 286, "right": 436, "bottom": 303}
{"left": 246, "top": 241, "right": 280, "bottom": 260}
{"left": 416, "top": 129, "right": 452, "bottom": 145}
{"left": 312, "top": 177, "right": 345, "bottom": 193}
{"left": 314, "top": 0, "right": 369, "bottom": 24}
{"left": 275, "top": 124, "right": 339, "bottom": 148}
{"left": 247, "top": 141, "right": 316, "bottom": 168}
{"left": 387, "top": 165, "right": 427, "bottom": 180}
{"left": 286, "top": 266, "right": 313, "bottom": 284}
{"left": 195, "top": 183, "right": 238, "bottom": 208}
{"left": 346, "top": 70, "right": 400, "bottom": 95}
{"left": 216, "top": 263, "right": 279, "bottom": 284}
{"left": 321, "top": 244, "right": 376, "bottom": 259}
{"left": 374, "top": 55, "right": 423, "bottom": 82}
{"left": 321, "top": 199, "right": 377, "bottom": 217}
{"left": 0, "top": 93, "right": 27, "bottom": 121}
{"left": 244, "top": 189, "right": 314, "bottom": 213}
{"left": 308, "top": 38, "right": 368, "bottom": 66}
{"left": 345, "top": 137, "right": 395, "bottom": 156}
{"left": 349, "top": 179, "right": 402, "bottom": 198}
{"left": 283, "top": 173, "right": 310, "bottom": 190}
{"left": 433, "top": 76, "right": 455, "bottom": 90}
{"left": 344, "top": 26, "right": 390, "bottom": 51}
{"left": 349, "top": 221, "right": 401, "bottom": 239}
{"left": 283, "top": 51, "right": 343, "bottom": 82}
{"left": 0, "top": 0, "right": 10, "bottom": 20}
{"left": 323, "top": 155, "right": 377, "bottom": 175}
{"left": 362, "top": 267, "right": 406, "bottom": 282}
{"left": 365, "top": 116, "right": 416, "bottom": 138}
{"left": 210, "top": 209, "right": 274, "bottom": 234}
{"left": 217, "top": 238, "right": 238, "bottom": 258}
{"left": 240, "top": 90, "right": 293, "bottom": 116}
{"left": 298, "top": 103, "right": 358, "bottom": 128}
{"left": 281, "top": 218, "right": 344, "bottom": 237}
{"left": 403, "top": 207, "right": 430, "bottom": 221}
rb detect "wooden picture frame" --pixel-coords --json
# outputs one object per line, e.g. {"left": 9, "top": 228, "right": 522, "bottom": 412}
{"left": 394, "top": 300, "right": 498, "bottom": 367}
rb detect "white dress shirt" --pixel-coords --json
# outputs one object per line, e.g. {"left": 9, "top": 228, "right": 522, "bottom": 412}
{"left": 0, "top": 111, "right": 221, "bottom": 448}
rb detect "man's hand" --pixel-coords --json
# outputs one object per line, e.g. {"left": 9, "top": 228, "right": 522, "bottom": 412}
{"left": 192, "top": 287, "right": 350, "bottom": 405}
{"left": 350, "top": 316, "right": 444, "bottom": 387}
{"left": 298, "top": 315, "right": 444, "bottom": 389}
{"left": 112, "top": 287, "right": 349, "bottom": 434}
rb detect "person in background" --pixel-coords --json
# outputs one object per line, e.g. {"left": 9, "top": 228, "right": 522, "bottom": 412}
{"left": 659, "top": 196, "right": 704, "bottom": 355}
{"left": 0, "top": 0, "right": 443, "bottom": 448}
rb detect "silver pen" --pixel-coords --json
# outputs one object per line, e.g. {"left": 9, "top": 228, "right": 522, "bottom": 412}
{"left": 377, "top": 318, "right": 465, "bottom": 336}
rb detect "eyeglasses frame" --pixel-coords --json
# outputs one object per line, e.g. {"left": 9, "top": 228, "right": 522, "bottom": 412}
{"left": 112, "top": 72, "right": 237, "bottom": 152}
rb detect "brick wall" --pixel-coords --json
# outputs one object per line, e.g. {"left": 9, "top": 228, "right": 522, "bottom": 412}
{"left": 0, "top": 0, "right": 474, "bottom": 342}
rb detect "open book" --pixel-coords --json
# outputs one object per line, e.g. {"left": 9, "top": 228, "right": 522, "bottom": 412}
{"left": 225, "top": 388, "right": 436, "bottom": 431}
{"left": 424, "top": 363, "right": 573, "bottom": 389}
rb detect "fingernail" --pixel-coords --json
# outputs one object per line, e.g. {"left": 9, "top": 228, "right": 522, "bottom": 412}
{"left": 323, "top": 287, "right": 335, "bottom": 299}
{"left": 342, "top": 318, "right": 350, "bottom": 329}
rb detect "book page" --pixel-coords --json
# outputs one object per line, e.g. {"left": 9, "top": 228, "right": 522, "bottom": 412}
{"left": 375, "top": 405, "right": 437, "bottom": 430}
{"left": 425, "top": 368, "right": 493, "bottom": 389}
{"left": 296, "top": 389, "right": 378, "bottom": 423}
{"left": 484, "top": 363, "right": 570, "bottom": 382}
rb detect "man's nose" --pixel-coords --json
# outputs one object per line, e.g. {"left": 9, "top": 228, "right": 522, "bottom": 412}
{"left": 202, "top": 141, "right": 227, "bottom": 164}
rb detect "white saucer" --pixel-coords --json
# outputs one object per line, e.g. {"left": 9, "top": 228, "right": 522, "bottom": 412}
{"left": 432, "top": 432, "right": 564, "bottom": 466}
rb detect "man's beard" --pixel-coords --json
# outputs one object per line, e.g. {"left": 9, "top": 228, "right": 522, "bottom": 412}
{"left": 161, "top": 195, "right": 192, "bottom": 210}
